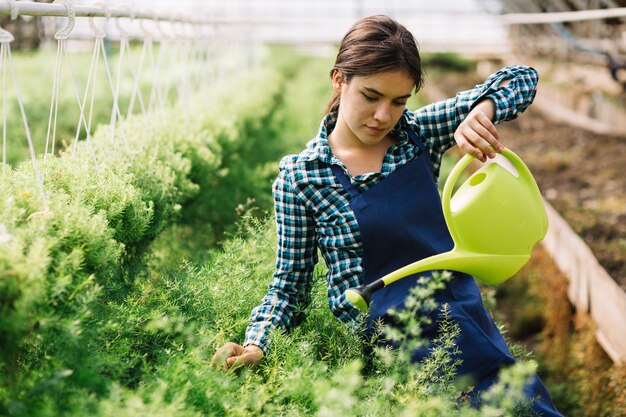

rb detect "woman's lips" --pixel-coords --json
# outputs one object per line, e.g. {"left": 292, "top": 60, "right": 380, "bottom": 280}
{"left": 366, "top": 126, "right": 385, "bottom": 135}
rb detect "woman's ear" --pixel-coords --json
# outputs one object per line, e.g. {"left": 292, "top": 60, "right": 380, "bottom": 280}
{"left": 331, "top": 70, "right": 344, "bottom": 93}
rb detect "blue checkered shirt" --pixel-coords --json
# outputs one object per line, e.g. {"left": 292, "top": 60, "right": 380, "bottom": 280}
{"left": 244, "top": 65, "right": 539, "bottom": 353}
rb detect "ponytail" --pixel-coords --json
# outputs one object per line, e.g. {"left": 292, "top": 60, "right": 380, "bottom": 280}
{"left": 325, "top": 92, "right": 340, "bottom": 115}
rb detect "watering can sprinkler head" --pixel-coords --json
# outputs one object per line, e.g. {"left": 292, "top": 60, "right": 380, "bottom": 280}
{"left": 345, "top": 280, "right": 384, "bottom": 310}
{"left": 345, "top": 148, "right": 549, "bottom": 312}
{"left": 345, "top": 286, "right": 370, "bottom": 311}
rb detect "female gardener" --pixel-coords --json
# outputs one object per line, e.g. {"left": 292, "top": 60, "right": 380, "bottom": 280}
{"left": 212, "top": 15, "right": 563, "bottom": 416}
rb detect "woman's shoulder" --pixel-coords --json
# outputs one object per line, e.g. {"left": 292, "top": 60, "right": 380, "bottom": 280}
{"left": 277, "top": 138, "right": 338, "bottom": 188}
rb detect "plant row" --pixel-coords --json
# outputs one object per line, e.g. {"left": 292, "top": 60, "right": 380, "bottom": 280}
{"left": 16, "top": 213, "right": 537, "bottom": 416}
{"left": 0, "top": 56, "right": 294, "bottom": 415}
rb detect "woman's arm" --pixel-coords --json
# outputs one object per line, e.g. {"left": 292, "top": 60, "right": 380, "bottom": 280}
{"left": 411, "top": 65, "right": 539, "bottom": 161}
{"left": 212, "top": 156, "right": 318, "bottom": 369}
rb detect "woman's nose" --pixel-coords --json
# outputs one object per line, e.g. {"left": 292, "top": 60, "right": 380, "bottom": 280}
{"left": 373, "top": 103, "right": 391, "bottom": 124}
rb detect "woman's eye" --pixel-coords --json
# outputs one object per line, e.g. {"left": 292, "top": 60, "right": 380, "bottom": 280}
{"left": 393, "top": 101, "right": 407, "bottom": 107}
{"left": 362, "top": 93, "right": 377, "bottom": 102}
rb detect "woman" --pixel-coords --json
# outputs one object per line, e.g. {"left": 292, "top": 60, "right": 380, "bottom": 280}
{"left": 212, "top": 15, "right": 563, "bottom": 416}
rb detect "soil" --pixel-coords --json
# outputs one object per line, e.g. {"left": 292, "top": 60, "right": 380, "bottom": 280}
{"left": 425, "top": 69, "right": 626, "bottom": 290}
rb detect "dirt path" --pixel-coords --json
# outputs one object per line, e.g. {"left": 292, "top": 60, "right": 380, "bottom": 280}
{"left": 425, "top": 70, "right": 626, "bottom": 289}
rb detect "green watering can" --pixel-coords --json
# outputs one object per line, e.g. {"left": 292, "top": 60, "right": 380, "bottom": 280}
{"left": 346, "top": 148, "right": 549, "bottom": 311}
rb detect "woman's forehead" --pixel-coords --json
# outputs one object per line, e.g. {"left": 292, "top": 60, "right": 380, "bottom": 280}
{"left": 354, "top": 70, "right": 415, "bottom": 96}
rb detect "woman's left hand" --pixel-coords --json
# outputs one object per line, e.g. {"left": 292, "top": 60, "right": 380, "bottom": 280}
{"left": 454, "top": 99, "right": 505, "bottom": 163}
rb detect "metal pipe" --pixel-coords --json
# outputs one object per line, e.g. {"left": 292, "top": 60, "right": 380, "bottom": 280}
{"left": 0, "top": 1, "right": 210, "bottom": 24}
{"left": 500, "top": 7, "right": 626, "bottom": 24}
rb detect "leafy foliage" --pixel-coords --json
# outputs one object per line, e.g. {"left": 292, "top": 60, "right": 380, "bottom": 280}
{"left": 0, "top": 52, "right": 295, "bottom": 415}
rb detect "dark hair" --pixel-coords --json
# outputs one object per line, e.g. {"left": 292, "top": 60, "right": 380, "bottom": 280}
{"left": 326, "top": 15, "right": 424, "bottom": 115}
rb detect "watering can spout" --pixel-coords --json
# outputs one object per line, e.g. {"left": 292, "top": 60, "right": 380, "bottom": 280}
{"left": 379, "top": 249, "right": 530, "bottom": 287}
{"left": 345, "top": 250, "right": 530, "bottom": 311}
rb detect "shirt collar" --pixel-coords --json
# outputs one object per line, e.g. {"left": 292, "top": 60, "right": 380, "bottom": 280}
{"left": 300, "top": 109, "right": 413, "bottom": 163}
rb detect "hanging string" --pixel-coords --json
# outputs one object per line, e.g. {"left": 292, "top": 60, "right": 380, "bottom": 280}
{"left": 44, "top": 39, "right": 63, "bottom": 161}
{"left": 109, "top": 8, "right": 132, "bottom": 148}
{"left": 62, "top": 44, "right": 95, "bottom": 165}
{"left": 2, "top": 38, "right": 7, "bottom": 175}
{"left": 173, "top": 20, "right": 193, "bottom": 116}
{"left": 81, "top": 2, "right": 129, "bottom": 152}
{"left": 127, "top": 18, "right": 152, "bottom": 118}
{"left": 156, "top": 19, "right": 175, "bottom": 108}
{"left": 2, "top": 0, "right": 14, "bottom": 175}
{"left": 147, "top": 34, "right": 162, "bottom": 111}
{"left": 189, "top": 23, "right": 212, "bottom": 108}
{"left": 47, "top": 0, "right": 100, "bottom": 174}
{"left": 70, "top": 13, "right": 109, "bottom": 175}
{"left": 99, "top": 39, "right": 129, "bottom": 149}
{"left": 143, "top": 15, "right": 164, "bottom": 112}
{"left": 189, "top": 23, "right": 208, "bottom": 98}
{"left": 109, "top": 25, "right": 126, "bottom": 143}
{"left": 125, "top": 36, "right": 147, "bottom": 118}
{"left": 0, "top": 28, "right": 48, "bottom": 208}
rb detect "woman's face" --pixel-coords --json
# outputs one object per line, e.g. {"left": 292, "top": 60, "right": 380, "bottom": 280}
{"left": 333, "top": 69, "right": 414, "bottom": 147}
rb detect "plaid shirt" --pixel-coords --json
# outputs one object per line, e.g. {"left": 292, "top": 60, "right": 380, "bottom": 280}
{"left": 244, "top": 65, "right": 539, "bottom": 353}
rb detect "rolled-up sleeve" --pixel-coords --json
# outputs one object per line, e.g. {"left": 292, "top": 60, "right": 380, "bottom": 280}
{"left": 470, "top": 65, "right": 539, "bottom": 124}
{"left": 243, "top": 157, "right": 318, "bottom": 353}
{"left": 409, "top": 65, "right": 539, "bottom": 170}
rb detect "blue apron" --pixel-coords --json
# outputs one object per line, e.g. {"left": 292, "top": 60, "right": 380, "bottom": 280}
{"left": 331, "top": 131, "right": 563, "bottom": 416}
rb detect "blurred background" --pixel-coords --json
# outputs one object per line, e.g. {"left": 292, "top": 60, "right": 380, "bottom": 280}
{"left": 0, "top": 1, "right": 625, "bottom": 416}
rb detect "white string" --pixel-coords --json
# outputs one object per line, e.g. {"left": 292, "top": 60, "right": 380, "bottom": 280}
{"left": 172, "top": 23, "right": 195, "bottom": 110}
{"left": 160, "top": 20, "right": 182, "bottom": 109}
{"left": 6, "top": 44, "right": 48, "bottom": 209}
{"left": 186, "top": 30, "right": 203, "bottom": 105}
{"left": 169, "top": 20, "right": 187, "bottom": 109}
{"left": 85, "top": 39, "right": 101, "bottom": 136}
{"left": 44, "top": 40, "right": 63, "bottom": 161}
{"left": 147, "top": 39, "right": 161, "bottom": 112}
{"left": 109, "top": 35, "right": 129, "bottom": 148}
{"left": 151, "top": 20, "right": 167, "bottom": 109}
{"left": 127, "top": 37, "right": 148, "bottom": 118}
{"left": 175, "top": 38, "right": 192, "bottom": 118}
{"left": 202, "top": 26, "right": 215, "bottom": 91}
{"left": 141, "top": 17, "right": 168, "bottom": 113}
{"left": 147, "top": 17, "right": 165, "bottom": 112}
{"left": 99, "top": 40, "right": 128, "bottom": 150}
{"left": 66, "top": 39, "right": 100, "bottom": 175}
{"left": 78, "top": 38, "right": 102, "bottom": 174}
{"left": 51, "top": 40, "right": 65, "bottom": 160}
{"left": 2, "top": 42, "right": 7, "bottom": 175}
{"left": 156, "top": 37, "right": 172, "bottom": 108}
{"left": 61, "top": 44, "right": 89, "bottom": 156}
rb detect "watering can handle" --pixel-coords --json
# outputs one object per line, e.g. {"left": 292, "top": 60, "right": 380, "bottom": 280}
{"left": 441, "top": 148, "right": 539, "bottom": 243}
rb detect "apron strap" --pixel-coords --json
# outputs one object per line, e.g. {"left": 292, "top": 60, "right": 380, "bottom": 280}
{"left": 330, "top": 164, "right": 361, "bottom": 200}
{"left": 330, "top": 129, "right": 426, "bottom": 201}
{"left": 406, "top": 129, "right": 425, "bottom": 152}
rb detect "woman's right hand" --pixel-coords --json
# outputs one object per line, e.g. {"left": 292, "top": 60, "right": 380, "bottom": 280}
{"left": 210, "top": 342, "right": 263, "bottom": 371}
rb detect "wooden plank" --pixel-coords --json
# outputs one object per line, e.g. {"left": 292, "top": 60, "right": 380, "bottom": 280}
{"left": 590, "top": 262, "right": 626, "bottom": 363}
{"left": 542, "top": 200, "right": 626, "bottom": 363}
